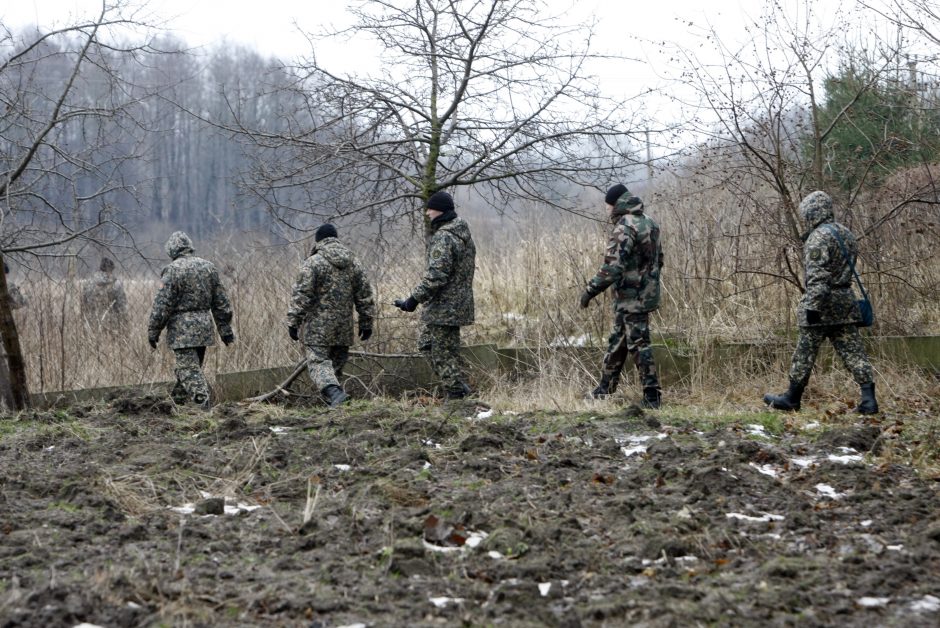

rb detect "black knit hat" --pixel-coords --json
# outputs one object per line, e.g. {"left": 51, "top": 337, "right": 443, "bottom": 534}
{"left": 605, "top": 184, "right": 629, "bottom": 206}
{"left": 315, "top": 223, "right": 338, "bottom": 242}
{"left": 427, "top": 191, "right": 455, "bottom": 213}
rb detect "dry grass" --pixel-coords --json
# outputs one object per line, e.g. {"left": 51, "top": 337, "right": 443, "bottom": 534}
{"left": 9, "top": 196, "right": 940, "bottom": 410}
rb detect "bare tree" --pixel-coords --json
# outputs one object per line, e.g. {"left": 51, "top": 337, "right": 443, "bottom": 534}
{"left": 0, "top": 3, "right": 161, "bottom": 410}
{"left": 228, "top": 0, "right": 649, "bottom": 233}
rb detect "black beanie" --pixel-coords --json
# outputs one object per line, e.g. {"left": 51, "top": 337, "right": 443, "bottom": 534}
{"left": 427, "top": 191, "right": 455, "bottom": 213}
{"left": 605, "top": 184, "right": 629, "bottom": 206}
{"left": 315, "top": 223, "right": 338, "bottom": 242}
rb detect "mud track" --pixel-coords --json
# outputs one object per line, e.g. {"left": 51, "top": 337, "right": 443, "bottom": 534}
{"left": 1, "top": 395, "right": 938, "bottom": 626}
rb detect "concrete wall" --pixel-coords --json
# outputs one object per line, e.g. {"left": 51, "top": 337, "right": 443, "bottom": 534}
{"left": 25, "top": 336, "right": 940, "bottom": 408}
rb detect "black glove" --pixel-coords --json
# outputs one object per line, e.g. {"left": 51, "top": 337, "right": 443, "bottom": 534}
{"left": 580, "top": 290, "right": 595, "bottom": 309}
{"left": 358, "top": 326, "right": 372, "bottom": 341}
{"left": 288, "top": 326, "right": 299, "bottom": 342}
{"left": 148, "top": 331, "right": 160, "bottom": 349}
{"left": 394, "top": 296, "right": 418, "bottom": 312}
{"left": 221, "top": 332, "right": 235, "bottom": 346}
{"left": 806, "top": 310, "right": 821, "bottom": 325}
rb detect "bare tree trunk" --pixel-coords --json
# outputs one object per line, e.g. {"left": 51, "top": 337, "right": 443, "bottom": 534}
{"left": 0, "top": 255, "right": 30, "bottom": 411}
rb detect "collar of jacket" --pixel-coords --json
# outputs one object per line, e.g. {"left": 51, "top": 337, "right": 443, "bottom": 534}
{"left": 431, "top": 209, "right": 458, "bottom": 230}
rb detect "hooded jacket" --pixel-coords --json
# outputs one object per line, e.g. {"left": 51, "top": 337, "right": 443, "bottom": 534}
{"left": 411, "top": 214, "right": 476, "bottom": 326}
{"left": 587, "top": 192, "right": 663, "bottom": 314}
{"left": 148, "top": 231, "right": 234, "bottom": 349}
{"left": 287, "top": 236, "right": 375, "bottom": 346}
{"left": 797, "top": 192, "right": 862, "bottom": 327}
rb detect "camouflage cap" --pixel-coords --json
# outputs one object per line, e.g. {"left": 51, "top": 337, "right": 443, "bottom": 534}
{"left": 165, "top": 231, "right": 195, "bottom": 260}
{"left": 799, "top": 191, "right": 834, "bottom": 227}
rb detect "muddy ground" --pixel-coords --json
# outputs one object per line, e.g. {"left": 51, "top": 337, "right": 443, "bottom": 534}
{"left": 1, "top": 393, "right": 939, "bottom": 627}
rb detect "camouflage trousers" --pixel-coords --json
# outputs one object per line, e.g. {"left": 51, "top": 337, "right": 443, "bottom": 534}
{"left": 305, "top": 344, "right": 349, "bottom": 391}
{"left": 172, "top": 347, "right": 210, "bottom": 404}
{"left": 418, "top": 323, "right": 466, "bottom": 394}
{"left": 789, "top": 324, "right": 874, "bottom": 386}
{"left": 601, "top": 311, "right": 660, "bottom": 392}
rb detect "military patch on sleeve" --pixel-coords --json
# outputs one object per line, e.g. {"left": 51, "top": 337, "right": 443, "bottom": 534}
{"left": 431, "top": 249, "right": 442, "bottom": 260}
{"left": 809, "top": 249, "right": 822, "bottom": 261}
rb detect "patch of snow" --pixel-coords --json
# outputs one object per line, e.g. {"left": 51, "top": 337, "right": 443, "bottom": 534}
{"left": 74, "top": 624, "right": 106, "bottom": 628}
{"left": 815, "top": 483, "right": 846, "bottom": 499}
{"left": 475, "top": 409, "right": 494, "bottom": 420}
{"left": 621, "top": 445, "right": 647, "bottom": 457}
{"left": 44, "top": 446, "right": 55, "bottom": 452}
{"left": 502, "top": 312, "right": 527, "bottom": 321}
{"left": 726, "top": 512, "right": 785, "bottom": 523}
{"left": 886, "top": 544, "right": 904, "bottom": 551}
{"left": 861, "top": 520, "right": 873, "bottom": 527}
{"left": 750, "top": 463, "right": 778, "bottom": 478}
{"left": 910, "top": 595, "right": 940, "bottom": 612}
{"left": 804, "top": 421, "right": 821, "bottom": 430}
{"left": 857, "top": 597, "right": 890, "bottom": 608}
{"left": 423, "top": 530, "right": 488, "bottom": 553}
{"left": 487, "top": 551, "right": 503, "bottom": 560}
{"left": 223, "top": 502, "right": 261, "bottom": 515}
{"left": 336, "top": 624, "right": 367, "bottom": 628}
{"left": 828, "top": 453, "right": 864, "bottom": 464}
{"left": 539, "top": 582, "right": 552, "bottom": 597}
{"left": 169, "top": 497, "right": 260, "bottom": 517}
{"left": 549, "top": 334, "right": 591, "bottom": 348}
{"left": 268, "top": 426, "right": 290, "bottom": 434}
{"left": 422, "top": 439, "right": 442, "bottom": 449}
{"left": 422, "top": 461, "right": 432, "bottom": 470}
{"left": 746, "top": 424, "right": 771, "bottom": 437}
{"left": 790, "top": 457, "right": 816, "bottom": 468}
{"left": 334, "top": 464, "right": 352, "bottom": 472}
{"left": 429, "top": 597, "right": 464, "bottom": 608}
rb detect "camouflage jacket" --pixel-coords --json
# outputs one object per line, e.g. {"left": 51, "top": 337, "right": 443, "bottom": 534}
{"left": 286, "top": 237, "right": 375, "bottom": 346}
{"left": 587, "top": 193, "right": 663, "bottom": 314}
{"left": 798, "top": 221, "right": 861, "bottom": 327}
{"left": 82, "top": 271, "right": 127, "bottom": 323}
{"left": 411, "top": 215, "right": 476, "bottom": 326}
{"left": 148, "top": 232, "right": 234, "bottom": 349}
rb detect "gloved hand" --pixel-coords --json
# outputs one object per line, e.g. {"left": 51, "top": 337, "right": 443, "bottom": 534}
{"left": 394, "top": 296, "right": 418, "bottom": 312}
{"left": 358, "top": 326, "right": 372, "bottom": 341}
{"left": 579, "top": 290, "right": 595, "bottom": 309}
{"left": 806, "top": 310, "right": 821, "bottom": 325}
{"left": 148, "top": 331, "right": 160, "bottom": 349}
{"left": 288, "top": 326, "right": 299, "bottom": 342}
{"left": 221, "top": 332, "right": 235, "bottom": 346}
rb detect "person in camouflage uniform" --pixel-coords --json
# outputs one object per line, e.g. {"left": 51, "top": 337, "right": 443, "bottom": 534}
{"left": 4, "top": 262, "right": 26, "bottom": 310}
{"left": 147, "top": 232, "right": 235, "bottom": 409}
{"left": 395, "top": 190, "right": 476, "bottom": 399}
{"left": 286, "top": 224, "right": 375, "bottom": 407}
{"left": 764, "top": 191, "right": 878, "bottom": 414}
{"left": 81, "top": 257, "right": 127, "bottom": 329}
{"left": 580, "top": 184, "right": 663, "bottom": 408}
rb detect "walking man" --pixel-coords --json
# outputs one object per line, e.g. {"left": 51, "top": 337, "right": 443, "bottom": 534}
{"left": 580, "top": 184, "right": 663, "bottom": 408}
{"left": 764, "top": 191, "right": 878, "bottom": 414}
{"left": 287, "top": 224, "right": 375, "bottom": 407}
{"left": 82, "top": 256, "right": 128, "bottom": 329}
{"left": 148, "top": 231, "right": 235, "bottom": 409}
{"left": 395, "top": 190, "right": 476, "bottom": 399}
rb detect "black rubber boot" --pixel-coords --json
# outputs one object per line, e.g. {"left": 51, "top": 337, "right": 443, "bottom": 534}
{"left": 447, "top": 382, "right": 472, "bottom": 400}
{"left": 856, "top": 382, "right": 879, "bottom": 415}
{"left": 193, "top": 393, "right": 211, "bottom": 411}
{"left": 322, "top": 385, "right": 349, "bottom": 407}
{"left": 590, "top": 375, "right": 618, "bottom": 399}
{"left": 763, "top": 381, "right": 804, "bottom": 411}
{"left": 642, "top": 387, "right": 661, "bottom": 409}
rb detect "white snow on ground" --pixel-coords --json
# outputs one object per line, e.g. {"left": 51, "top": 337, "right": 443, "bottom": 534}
{"left": 334, "top": 464, "right": 351, "bottom": 472}
{"left": 856, "top": 597, "right": 890, "bottom": 608}
{"left": 168, "top": 496, "right": 261, "bottom": 516}
{"left": 429, "top": 597, "right": 464, "bottom": 608}
{"left": 423, "top": 530, "right": 489, "bottom": 553}
{"left": 726, "top": 512, "right": 785, "bottom": 523}
{"left": 910, "top": 595, "right": 940, "bottom": 612}
{"left": 815, "top": 483, "right": 846, "bottom": 499}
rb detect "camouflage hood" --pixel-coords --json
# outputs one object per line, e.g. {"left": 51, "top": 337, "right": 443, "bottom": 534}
{"left": 314, "top": 237, "right": 353, "bottom": 269}
{"left": 611, "top": 192, "right": 644, "bottom": 220}
{"left": 799, "top": 191, "right": 834, "bottom": 230}
{"left": 165, "top": 231, "right": 195, "bottom": 260}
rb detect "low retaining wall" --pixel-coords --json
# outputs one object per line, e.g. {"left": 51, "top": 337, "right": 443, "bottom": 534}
{"left": 26, "top": 335, "right": 940, "bottom": 408}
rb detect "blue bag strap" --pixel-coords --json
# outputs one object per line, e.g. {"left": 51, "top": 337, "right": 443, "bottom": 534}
{"left": 824, "top": 224, "right": 870, "bottom": 302}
